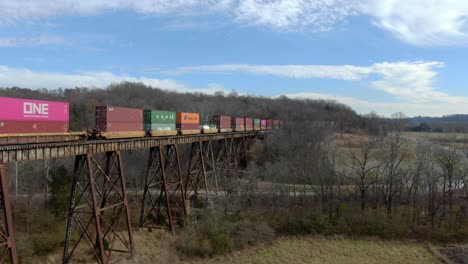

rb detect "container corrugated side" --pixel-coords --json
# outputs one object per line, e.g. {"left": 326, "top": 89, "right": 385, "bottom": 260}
{"left": 177, "top": 123, "right": 199, "bottom": 130}
{"left": 245, "top": 118, "right": 253, "bottom": 129}
{"left": 0, "top": 97, "right": 69, "bottom": 121}
{"left": 176, "top": 112, "right": 200, "bottom": 124}
{"left": 0, "top": 120, "right": 69, "bottom": 133}
{"left": 267, "top": 119, "right": 273, "bottom": 129}
{"left": 145, "top": 123, "right": 176, "bottom": 131}
{"left": 96, "top": 106, "right": 143, "bottom": 123}
{"left": 260, "top": 119, "right": 267, "bottom": 129}
{"left": 212, "top": 115, "right": 231, "bottom": 129}
{"left": 143, "top": 110, "right": 176, "bottom": 124}
{"left": 96, "top": 121, "right": 143, "bottom": 132}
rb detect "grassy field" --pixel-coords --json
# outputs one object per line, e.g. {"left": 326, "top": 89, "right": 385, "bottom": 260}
{"left": 190, "top": 236, "right": 439, "bottom": 264}
{"left": 109, "top": 231, "right": 439, "bottom": 264}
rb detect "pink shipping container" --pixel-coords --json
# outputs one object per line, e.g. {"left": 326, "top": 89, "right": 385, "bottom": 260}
{"left": 212, "top": 115, "right": 231, "bottom": 130}
{"left": 96, "top": 106, "right": 143, "bottom": 132}
{"left": 245, "top": 118, "right": 253, "bottom": 131}
{"left": 0, "top": 121, "right": 69, "bottom": 133}
{"left": 260, "top": 119, "right": 267, "bottom": 130}
{"left": 0, "top": 96, "right": 69, "bottom": 121}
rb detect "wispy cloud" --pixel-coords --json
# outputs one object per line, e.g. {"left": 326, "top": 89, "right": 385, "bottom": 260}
{"left": 161, "top": 61, "right": 467, "bottom": 106}
{"left": 162, "top": 64, "right": 373, "bottom": 80}
{"left": 0, "top": 35, "right": 65, "bottom": 47}
{"left": 280, "top": 91, "right": 468, "bottom": 117}
{"left": 0, "top": 65, "right": 227, "bottom": 94}
{"left": 1, "top": 1, "right": 468, "bottom": 46}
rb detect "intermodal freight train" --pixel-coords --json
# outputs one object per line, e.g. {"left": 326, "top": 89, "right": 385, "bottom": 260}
{"left": 0, "top": 96, "right": 283, "bottom": 145}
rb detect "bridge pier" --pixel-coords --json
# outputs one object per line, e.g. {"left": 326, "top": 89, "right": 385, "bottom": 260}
{"left": 185, "top": 140, "right": 219, "bottom": 203}
{"left": 0, "top": 164, "right": 17, "bottom": 264}
{"left": 62, "top": 151, "right": 134, "bottom": 264}
{"left": 139, "top": 145, "right": 186, "bottom": 231}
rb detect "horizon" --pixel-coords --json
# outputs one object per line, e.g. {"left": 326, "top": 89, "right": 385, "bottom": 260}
{"left": 1, "top": 1, "right": 468, "bottom": 117}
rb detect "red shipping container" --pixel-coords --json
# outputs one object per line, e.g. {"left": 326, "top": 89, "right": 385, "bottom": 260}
{"left": 245, "top": 118, "right": 253, "bottom": 130}
{"left": 231, "top": 117, "right": 244, "bottom": 131}
{"left": 177, "top": 123, "right": 199, "bottom": 130}
{"left": 96, "top": 106, "right": 143, "bottom": 123}
{"left": 0, "top": 120, "right": 68, "bottom": 133}
{"left": 267, "top": 119, "right": 273, "bottom": 130}
{"left": 96, "top": 121, "right": 143, "bottom": 132}
{"left": 212, "top": 115, "right": 231, "bottom": 129}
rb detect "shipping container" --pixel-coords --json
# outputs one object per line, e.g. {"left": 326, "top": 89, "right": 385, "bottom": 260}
{"left": 96, "top": 106, "right": 143, "bottom": 123}
{"left": 273, "top": 120, "right": 280, "bottom": 129}
{"left": 143, "top": 110, "right": 176, "bottom": 124}
{"left": 253, "top": 118, "right": 260, "bottom": 130}
{"left": 231, "top": 117, "right": 245, "bottom": 131}
{"left": 260, "top": 119, "right": 267, "bottom": 130}
{"left": 176, "top": 112, "right": 200, "bottom": 124}
{"left": 96, "top": 121, "right": 143, "bottom": 132}
{"left": 212, "top": 115, "right": 232, "bottom": 132}
{"left": 143, "top": 110, "right": 176, "bottom": 133}
{"left": 177, "top": 112, "right": 200, "bottom": 134}
{"left": 144, "top": 123, "right": 176, "bottom": 131}
{"left": 96, "top": 106, "right": 143, "bottom": 132}
{"left": 0, "top": 97, "right": 69, "bottom": 122}
{"left": 0, "top": 120, "right": 68, "bottom": 133}
{"left": 266, "top": 119, "right": 273, "bottom": 130}
{"left": 245, "top": 118, "right": 253, "bottom": 131}
{"left": 279, "top": 120, "right": 284, "bottom": 128}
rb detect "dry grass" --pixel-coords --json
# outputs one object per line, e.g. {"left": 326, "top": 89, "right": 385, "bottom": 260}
{"left": 33, "top": 231, "right": 442, "bottom": 264}
{"left": 189, "top": 236, "right": 440, "bottom": 264}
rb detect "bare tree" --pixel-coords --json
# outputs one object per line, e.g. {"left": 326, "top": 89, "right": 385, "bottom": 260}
{"left": 346, "top": 136, "right": 380, "bottom": 216}
{"left": 380, "top": 133, "right": 406, "bottom": 217}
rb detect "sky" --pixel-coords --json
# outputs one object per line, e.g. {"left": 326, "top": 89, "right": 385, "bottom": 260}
{"left": 1, "top": 1, "right": 468, "bottom": 117}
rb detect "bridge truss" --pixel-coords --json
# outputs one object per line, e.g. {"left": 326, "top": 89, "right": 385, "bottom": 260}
{"left": 0, "top": 132, "right": 256, "bottom": 263}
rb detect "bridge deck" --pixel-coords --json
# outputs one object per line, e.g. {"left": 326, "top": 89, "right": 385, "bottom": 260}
{"left": 0, "top": 131, "right": 256, "bottom": 163}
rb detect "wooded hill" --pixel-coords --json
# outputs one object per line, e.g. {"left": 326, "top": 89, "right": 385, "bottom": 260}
{"left": 0, "top": 82, "right": 359, "bottom": 131}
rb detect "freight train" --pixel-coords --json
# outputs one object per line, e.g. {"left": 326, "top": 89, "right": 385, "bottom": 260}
{"left": 0, "top": 96, "right": 283, "bottom": 145}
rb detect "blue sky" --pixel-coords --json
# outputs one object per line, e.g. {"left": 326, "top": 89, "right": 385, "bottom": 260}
{"left": 1, "top": 1, "right": 468, "bottom": 117}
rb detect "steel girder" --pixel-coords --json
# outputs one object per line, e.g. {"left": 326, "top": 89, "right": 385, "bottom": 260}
{"left": 0, "top": 165, "right": 17, "bottom": 264}
{"left": 185, "top": 140, "right": 219, "bottom": 202}
{"left": 139, "top": 145, "right": 187, "bottom": 231}
{"left": 62, "top": 151, "right": 134, "bottom": 264}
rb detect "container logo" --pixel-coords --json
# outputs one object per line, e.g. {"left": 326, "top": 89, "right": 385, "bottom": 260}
{"left": 23, "top": 102, "right": 49, "bottom": 117}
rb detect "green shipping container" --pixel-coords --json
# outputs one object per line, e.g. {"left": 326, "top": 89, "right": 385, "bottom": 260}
{"left": 143, "top": 110, "right": 176, "bottom": 124}
{"left": 253, "top": 118, "right": 260, "bottom": 125}
{"left": 144, "top": 123, "right": 176, "bottom": 131}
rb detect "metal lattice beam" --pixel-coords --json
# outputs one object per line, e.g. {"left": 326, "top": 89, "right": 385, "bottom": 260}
{"left": 62, "top": 151, "right": 134, "bottom": 264}
{"left": 139, "top": 145, "right": 187, "bottom": 231}
{"left": 0, "top": 165, "right": 17, "bottom": 264}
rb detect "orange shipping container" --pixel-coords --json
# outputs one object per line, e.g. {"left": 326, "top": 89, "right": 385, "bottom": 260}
{"left": 176, "top": 112, "right": 200, "bottom": 124}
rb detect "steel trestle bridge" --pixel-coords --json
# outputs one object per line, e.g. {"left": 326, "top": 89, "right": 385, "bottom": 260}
{"left": 0, "top": 131, "right": 256, "bottom": 263}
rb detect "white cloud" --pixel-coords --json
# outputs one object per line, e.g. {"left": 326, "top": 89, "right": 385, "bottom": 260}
{"left": 280, "top": 92, "right": 468, "bottom": 117}
{"left": 362, "top": 1, "right": 468, "bottom": 45}
{"left": 0, "top": 35, "right": 65, "bottom": 47}
{"left": 163, "top": 64, "right": 373, "bottom": 80}
{"left": 3, "top": 1, "right": 468, "bottom": 45}
{"left": 162, "top": 61, "right": 468, "bottom": 107}
{"left": 0, "top": 65, "right": 227, "bottom": 94}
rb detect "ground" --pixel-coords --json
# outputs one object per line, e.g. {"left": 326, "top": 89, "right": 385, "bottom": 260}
{"left": 125, "top": 231, "right": 441, "bottom": 264}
